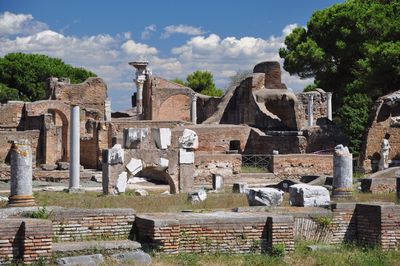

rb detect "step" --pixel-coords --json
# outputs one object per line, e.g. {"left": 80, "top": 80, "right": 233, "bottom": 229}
{"left": 53, "top": 240, "right": 142, "bottom": 255}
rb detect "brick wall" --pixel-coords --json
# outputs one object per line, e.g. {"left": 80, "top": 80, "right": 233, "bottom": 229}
{"left": 271, "top": 154, "right": 333, "bottom": 178}
{"left": 0, "top": 130, "right": 40, "bottom": 166}
{"left": 135, "top": 212, "right": 294, "bottom": 254}
{"left": 0, "top": 101, "right": 24, "bottom": 130}
{"left": 0, "top": 218, "right": 52, "bottom": 264}
{"left": 51, "top": 208, "right": 135, "bottom": 242}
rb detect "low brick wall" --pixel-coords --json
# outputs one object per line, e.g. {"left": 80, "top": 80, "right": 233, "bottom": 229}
{"left": 51, "top": 208, "right": 135, "bottom": 242}
{"left": 271, "top": 154, "right": 333, "bottom": 178}
{"left": 135, "top": 212, "right": 294, "bottom": 254}
{"left": 0, "top": 218, "right": 52, "bottom": 264}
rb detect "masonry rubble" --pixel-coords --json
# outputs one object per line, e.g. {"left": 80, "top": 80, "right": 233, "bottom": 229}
{"left": 247, "top": 188, "right": 284, "bottom": 207}
{"left": 123, "top": 128, "right": 149, "bottom": 149}
{"left": 232, "top": 182, "right": 248, "bottom": 194}
{"left": 188, "top": 188, "right": 207, "bottom": 204}
{"left": 289, "top": 184, "right": 330, "bottom": 207}
{"left": 212, "top": 174, "right": 224, "bottom": 191}
{"left": 333, "top": 144, "right": 353, "bottom": 198}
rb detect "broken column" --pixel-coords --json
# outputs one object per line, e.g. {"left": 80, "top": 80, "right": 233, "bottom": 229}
{"left": 69, "top": 105, "right": 80, "bottom": 192}
{"left": 8, "top": 140, "right": 35, "bottom": 207}
{"left": 104, "top": 98, "right": 112, "bottom": 121}
{"left": 333, "top": 144, "right": 353, "bottom": 198}
{"left": 190, "top": 93, "right": 197, "bottom": 124}
{"left": 179, "top": 129, "right": 198, "bottom": 192}
{"left": 326, "top": 92, "right": 333, "bottom": 120}
{"left": 129, "top": 61, "right": 150, "bottom": 116}
{"left": 307, "top": 93, "right": 314, "bottom": 127}
{"left": 102, "top": 144, "right": 125, "bottom": 194}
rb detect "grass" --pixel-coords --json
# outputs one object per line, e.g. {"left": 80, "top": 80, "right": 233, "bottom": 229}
{"left": 151, "top": 242, "right": 400, "bottom": 266}
{"left": 5, "top": 191, "right": 248, "bottom": 213}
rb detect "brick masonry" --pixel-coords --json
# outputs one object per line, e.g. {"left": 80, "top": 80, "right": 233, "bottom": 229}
{"left": 0, "top": 218, "right": 52, "bottom": 264}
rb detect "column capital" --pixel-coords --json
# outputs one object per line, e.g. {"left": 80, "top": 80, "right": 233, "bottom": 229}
{"left": 190, "top": 92, "right": 198, "bottom": 102}
{"left": 306, "top": 93, "right": 314, "bottom": 101}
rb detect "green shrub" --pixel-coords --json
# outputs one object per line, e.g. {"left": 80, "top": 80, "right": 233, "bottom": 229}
{"left": 29, "top": 206, "right": 52, "bottom": 219}
{"left": 313, "top": 216, "right": 332, "bottom": 227}
{"left": 270, "top": 243, "right": 285, "bottom": 257}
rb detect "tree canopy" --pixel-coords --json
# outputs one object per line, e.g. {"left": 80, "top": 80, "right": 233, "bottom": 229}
{"left": 173, "top": 70, "right": 223, "bottom": 97}
{"left": 279, "top": 0, "right": 400, "bottom": 155}
{"left": 0, "top": 53, "right": 96, "bottom": 103}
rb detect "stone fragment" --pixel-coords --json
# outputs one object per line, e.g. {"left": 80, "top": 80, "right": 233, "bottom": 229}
{"left": 127, "top": 176, "right": 147, "bottom": 184}
{"left": 56, "top": 254, "right": 104, "bottom": 266}
{"left": 91, "top": 173, "right": 102, "bottom": 183}
{"left": 289, "top": 184, "right": 330, "bottom": 207}
{"left": 188, "top": 188, "right": 207, "bottom": 204}
{"left": 178, "top": 129, "right": 199, "bottom": 149}
{"left": 126, "top": 158, "right": 143, "bottom": 175}
{"left": 134, "top": 189, "right": 149, "bottom": 196}
{"left": 114, "top": 172, "right": 128, "bottom": 194}
{"left": 161, "top": 190, "right": 170, "bottom": 195}
{"left": 179, "top": 149, "right": 194, "bottom": 164}
{"left": 152, "top": 128, "right": 171, "bottom": 149}
{"left": 247, "top": 188, "right": 283, "bottom": 207}
{"left": 40, "top": 164, "right": 57, "bottom": 171}
{"left": 57, "top": 161, "right": 69, "bottom": 170}
{"left": 123, "top": 128, "right": 149, "bottom": 149}
{"left": 106, "top": 144, "right": 124, "bottom": 165}
{"left": 160, "top": 158, "right": 169, "bottom": 168}
{"left": 232, "top": 182, "right": 248, "bottom": 194}
{"left": 212, "top": 174, "right": 224, "bottom": 191}
{"left": 0, "top": 196, "right": 8, "bottom": 201}
{"left": 111, "top": 250, "right": 151, "bottom": 266}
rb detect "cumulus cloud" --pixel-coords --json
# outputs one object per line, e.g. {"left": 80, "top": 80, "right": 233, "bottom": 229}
{"left": 141, "top": 24, "right": 156, "bottom": 40}
{"left": 0, "top": 11, "right": 310, "bottom": 110}
{"left": 161, "top": 24, "right": 206, "bottom": 39}
{"left": 0, "top": 11, "right": 48, "bottom": 35}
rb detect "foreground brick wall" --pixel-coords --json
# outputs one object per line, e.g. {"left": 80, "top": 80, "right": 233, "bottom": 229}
{"left": 271, "top": 154, "right": 333, "bottom": 178}
{"left": 0, "top": 219, "right": 52, "bottom": 264}
{"left": 135, "top": 213, "right": 294, "bottom": 254}
{"left": 51, "top": 208, "right": 135, "bottom": 242}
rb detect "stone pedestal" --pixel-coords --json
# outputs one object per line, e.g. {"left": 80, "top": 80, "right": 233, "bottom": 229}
{"left": 69, "top": 105, "right": 80, "bottom": 192}
{"left": 333, "top": 144, "right": 353, "bottom": 198}
{"left": 8, "top": 140, "right": 35, "bottom": 207}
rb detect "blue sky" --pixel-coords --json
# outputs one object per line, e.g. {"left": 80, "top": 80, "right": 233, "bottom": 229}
{"left": 0, "top": 0, "right": 343, "bottom": 110}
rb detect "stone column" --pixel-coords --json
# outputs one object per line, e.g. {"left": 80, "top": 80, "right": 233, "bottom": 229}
{"left": 307, "top": 94, "right": 314, "bottom": 127}
{"left": 69, "top": 105, "right": 80, "bottom": 191}
{"left": 136, "top": 79, "right": 144, "bottom": 115}
{"left": 326, "top": 92, "right": 333, "bottom": 120}
{"left": 8, "top": 140, "right": 35, "bottom": 207}
{"left": 190, "top": 93, "right": 197, "bottom": 124}
{"left": 333, "top": 144, "right": 353, "bottom": 198}
{"left": 104, "top": 98, "right": 111, "bottom": 121}
{"left": 129, "top": 61, "right": 150, "bottom": 116}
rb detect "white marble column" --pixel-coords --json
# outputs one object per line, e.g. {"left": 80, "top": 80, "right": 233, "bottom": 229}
{"left": 8, "top": 139, "right": 35, "bottom": 207}
{"left": 307, "top": 94, "right": 314, "bottom": 127}
{"left": 104, "top": 98, "right": 111, "bottom": 121}
{"left": 326, "top": 92, "right": 333, "bottom": 120}
{"left": 191, "top": 93, "right": 197, "bottom": 124}
{"left": 69, "top": 105, "right": 80, "bottom": 191}
{"left": 135, "top": 78, "right": 145, "bottom": 115}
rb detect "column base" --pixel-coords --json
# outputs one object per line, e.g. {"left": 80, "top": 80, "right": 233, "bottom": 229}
{"left": 8, "top": 195, "right": 36, "bottom": 207}
{"left": 67, "top": 187, "right": 83, "bottom": 194}
{"left": 332, "top": 189, "right": 353, "bottom": 199}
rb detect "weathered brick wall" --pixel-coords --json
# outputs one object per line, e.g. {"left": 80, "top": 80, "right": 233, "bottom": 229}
{"left": 0, "top": 219, "right": 52, "bottom": 264}
{"left": 329, "top": 203, "right": 357, "bottom": 244}
{"left": 197, "top": 96, "right": 221, "bottom": 124}
{"left": 135, "top": 213, "right": 294, "bottom": 254}
{"left": 51, "top": 208, "right": 135, "bottom": 242}
{"left": 0, "top": 101, "right": 24, "bottom": 130}
{"left": 0, "top": 130, "right": 40, "bottom": 166}
{"left": 194, "top": 153, "right": 241, "bottom": 185}
{"left": 295, "top": 90, "right": 328, "bottom": 129}
{"left": 380, "top": 205, "right": 400, "bottom": 250}
{"left": 271, "top": 154, "right": 333, "bottom": 178}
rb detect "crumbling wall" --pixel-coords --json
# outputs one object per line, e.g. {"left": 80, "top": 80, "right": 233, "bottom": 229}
{"left": 0, "top": 101, "right": 24, "bottom": 130}
{"left": 0, "top": 130, "right": 40, "bottom": 165}
{"left": 296, "top": 90, "right": 329, "bottom": 129}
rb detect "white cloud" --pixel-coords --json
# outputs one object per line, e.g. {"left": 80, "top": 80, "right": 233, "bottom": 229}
{"left": 161, "top": 24, "right": 206, "bottom": 39}
{"left": 0, "top": 11, "right": 310, "bottom": 110}
{"left": 141, "top": 24, "right": 156, "bottom": 40}
{"left": 0, "top": 11, "right": 47, "bottom": 35}
{"left": 282, "top": 23, "right": 299, "bottom": 37}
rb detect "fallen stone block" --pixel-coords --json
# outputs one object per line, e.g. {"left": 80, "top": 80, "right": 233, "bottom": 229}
{"left": 40, "top": 164, "right": 57, "bottom": 171}
{"left": 123, "top": 128, "right": 149, "bottom": 149}
{"left": 247, "top": 188, "right": 284, "bottom": 207}
{"left": 126, "top": 158, "right": 143, "bottom": 175}
{"left": 179, "top": 129, "right": 199, "bottom": 149}
{"left": 56, "top": 254, "right": 104, "bottom": 266}
{"left": 114, "top": 172, "right": 128, "bottom": 194}
{"left": 91, "top": 173, "right": 102, "bottom": 183}
{"left": 111, "top": 250, "right": 151, "bottom": 266}
{"left": 179, "top": 149, "right": 194, "bottom": 164}
{"left": 289, "top": 184, "right": 330, "bottom": 207}
{"left": 134, "top": 189, "right": 149, "bottom": 196}
{"left": 152, "top": 128, "right": 171, "bottom": 150}
{"left": 232, "top": 182, "right": 248, "bottom": 194}
{"left": 188, "top": 189, "right": 207, "bottom": 204}
{"left": 57, "top": 161, "right": 69, "bottom": 170}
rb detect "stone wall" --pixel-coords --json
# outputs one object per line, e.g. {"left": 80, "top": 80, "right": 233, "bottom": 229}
{"left": 196, "top": 96, "right": 221, "bottom": 124}
{"left": 0, "top": 130, "right": 40, "bottom": 166}
{"left": 271, "top": 154, "right": 333, "bottom": 178}
{"left": 0, "top": 218, "right": 52, "bottom": 264}
{"left": 135, "top": 212, "right": 294, "bottom": 254}
{"left": 0, "top": 101, "right": 24, "bottom": 130}
{"left": 295, "top": 90, "right": 328, "bottom": 129}
{"left": 194, "top": 153, "right": 241, "bottom": 185}
{"left": 51, "top": 208, "right": 135, "bottom": 242}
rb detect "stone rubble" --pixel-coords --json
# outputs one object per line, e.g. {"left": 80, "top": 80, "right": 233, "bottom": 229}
{"left": 289, "top": 184, "right": 330, "bottom": 207}
{"left": 247, "top": 188, "right": 284, "bottom": 207}
{"left": 188, "top": 188, "right": 207, "bottom": 204}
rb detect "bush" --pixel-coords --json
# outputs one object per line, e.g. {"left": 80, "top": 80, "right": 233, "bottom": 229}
{"left": 270, "top": 243, "right": 286, "bottom": 257}
{"left": 29, "top": 206, "right": 52, "bottom": 219}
